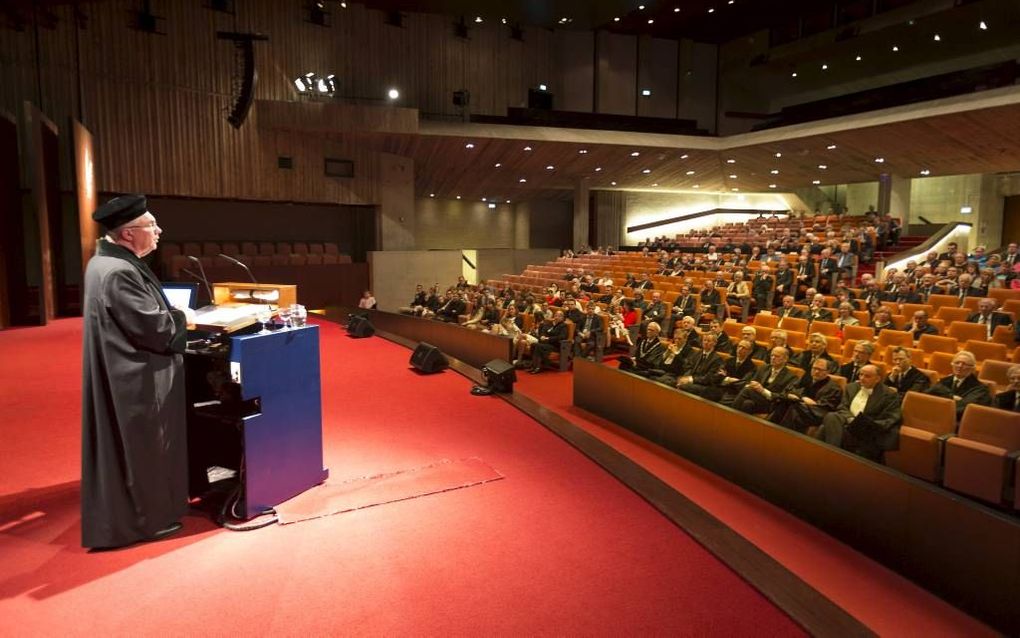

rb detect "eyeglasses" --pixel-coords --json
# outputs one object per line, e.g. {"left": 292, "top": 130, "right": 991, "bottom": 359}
{"left": 124, "top": 220, "right": 160, "bottom": 231}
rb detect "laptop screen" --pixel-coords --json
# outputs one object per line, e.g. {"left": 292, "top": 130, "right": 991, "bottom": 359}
{"left": 162, "top": 282, "right": 199, "bottom": 309}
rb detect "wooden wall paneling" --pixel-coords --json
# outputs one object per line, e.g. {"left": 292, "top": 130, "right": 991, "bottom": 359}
{"left": 0, "top": 112, "right": 23, "bottom": 328}
{"left": 21, "top": 102, "right": 57, "bottom": 323}
{"left": 73, "top": 119, "right": 99, "bottom": 272}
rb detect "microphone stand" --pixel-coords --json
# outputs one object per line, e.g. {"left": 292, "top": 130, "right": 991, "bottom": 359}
{"left": 217, "top": 253, "right": 258, "bottom": 284}
{"left": 185, "top": 256, "right": 214, "bottom": 304}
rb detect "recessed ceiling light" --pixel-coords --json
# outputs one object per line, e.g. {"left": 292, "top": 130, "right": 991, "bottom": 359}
{"left": 933, "top": 34, "right": 941, "bottom": 41}
{"left": 693, "top": 184, "right": 700, "bottom": 189}
{"left": 465, "top": 143, "right": 475, "bottom": 149}
{"left": 642, "top": 168, "right": 651, "bottom": 174}
{"left": 827, "top": 144, "right": 837, "bottom": 150}
{"left": 518, "top": 178, "right": 527, "bottom": 183}
{"left": 647, "top": 19, "right": 654, "bottom": 24}
{"left": 578, "top": 149, "right": 588, "bottom": 154}
{"left": 674, "top": 7, "right": 680, "bottom": 12}
{"left": 821, "top": 64, "right": 828, "bottom": 70}
{"left": 791, "top": 72, "right": 798, "bottom": 78}
{"left": 538, "top": 84, "right": 547, "bottom": 91}
{"left": 523, "top": 145, "right": 532, "bottom": 151}
{"left": 545, "top": 165, "right": 554, "bottom": 170}
{"left": 768, "top": 184, "right": 777, "bottom": 189}
{"left": 494, "top": 162, "right": 502, "bottom": 168}
{"left": 595, "top": 167, "right": 602, "bottom": 172}
{"left": 680, "top": 154, "right": 689, "bottom": 159}
{"left": 920, "top": 169, "right": 931, "bottom": 176}
{"left": 726, "top": 158, "right": 736, "bottom": 163}
{"left": 775, "top": 152, "right": 782, "bottom": 158}
{"left": 874, "top": 157, "right": 885, "bottom": 163}
{"left": 630, "top": 151, "right": 640, "bottom": 157}
{"left": 474, "top": 16, "right": 482, "bottom": 23}
{"left": 613, "top": 17, "right": 620, "bottom": 22}
{"left": 501, "top": 17, "right": 507, "bottom": 24}
{"left": 728, "top": 174, "right": 737, "bottom": 179}
{"left": 638, "top": 4, "right": 645, "bottom": 9}
{"left": 641, "top": 89, "right": 652, "bottom": 96}
{"left": 387, "top": 88, "right": 400, "bottom": 99}
{"left": 505, "top": 199, "right": 511, "bottom": 203}
{"left": 456, "top": 195, "right": 461, "bottom": 199}
{"left": 979, "top": 20, "right": 987, "bottom": 30}
{"left": 812, "top": 180, "right": 821, "bottom": 185}
{"left": 487, "top": 203, "right": 496, "bottom": 209}
{"left": 855, "top": 55, "right": 862, "bottom": 61}
{"left": 892, "top": 45, "right": 899, "bottom": 52}
{"left": 610, "top": 181, "right": 617, "bottom": 186}
{"left": 481, "top": 197, "right": 487, "bottom": 201}
{"left": 686, "top": 170, "right": 696, "bottom": 175}
{"left": 708, "top": 7, "right": 715, "bottom": 13}
{"left": 429, "top": 193, "right": 435, "bottom": 197}
{"left": 770, "top": 169, "right": 779, "bottom": 174}
{"left": 728, "top": 0, "right": 734, "bottom": 4}
{"left": 818, "top": 164, "right": 827, "bottom": 169}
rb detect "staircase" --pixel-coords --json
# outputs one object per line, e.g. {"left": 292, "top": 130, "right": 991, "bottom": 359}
{"left": 856, "top": 235, "right": 928, "bottom": 282}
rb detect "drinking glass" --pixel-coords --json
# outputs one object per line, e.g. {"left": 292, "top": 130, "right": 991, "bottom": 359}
{"left": 278, "top": 306, "right": 292, "bottom": 329}
{"left": 256, "top": 307, "right": 272, "bottom": 334}
{"left": 291, "top": 304, "right": 307, "bottom": 328}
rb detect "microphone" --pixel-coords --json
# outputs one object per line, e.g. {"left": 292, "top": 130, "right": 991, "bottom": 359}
{"left": 185, "top": 256, "right": 214, "bottom": 304}
{"left": 217, "top": 253, "right": 258, "bottom": 284}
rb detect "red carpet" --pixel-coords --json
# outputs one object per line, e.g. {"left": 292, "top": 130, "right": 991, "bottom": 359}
{"left": 0, "top": 319, "right": 803, "bottom": 635}
{"left": 513, "top": 367, "right": 994, "bottom": 637}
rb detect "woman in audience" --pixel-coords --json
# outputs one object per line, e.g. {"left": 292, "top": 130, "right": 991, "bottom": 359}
{"left": 358, "top": 290, "right": 377, "bottom": 310}
{"left": 870, "top": 307, "right": 895, "bottom": 333}
{"left": 834, "top": 302, "right": 859, "bottom": 338}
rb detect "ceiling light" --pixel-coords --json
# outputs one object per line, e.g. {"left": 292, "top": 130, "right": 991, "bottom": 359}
{"left": 768, "top": 184, "right": 777, "bottom": 189}
{"left": 474, "top": 16, "right": 483, "bottom": 23}
{"left": 501, "top": 17, "right": 507, "bottom": 24}
{"left": 821, "top": 64, "right": 828, "bottom": 70}
{"left": 523, "top": 146, "right": 532, "bottom": 151}
{"left": 494, "top": 162, "right": 501, "bottom": 168}
{"left": 686, "top": 170, "right": 696, "bottom": 175}
{"left": 855, "top": 55, "right": 862, "bottom": 61}
{"left": 680, "top": 154, "right": 689, "bottom": 159}
{"left": 693, "top": 184, "right": 700, "bottom": 189}
{"left": 519, "top": 178, "right": 527, "bottom": 183}
{"left": 892, "top": 45, "right": 899, "bottom": 52}
{"left": 647, "top": 19, "right": 654, "bottom": 24}
{"left": 961, "top": 205, "right": 973, "bottom": 214}
{"left": 920, "top": 169, "right": 931, "bottom": 176}
{"left": 456, "top": 195, "right": 461, "bottom": 199}
{"left": 726, "top": 158, "right": 736, "bottom": 164}
{"left": 812, "top": 180, "right": 821, "bottom": 185}
{"left": 775, "top": 152, "right": 782, "bottom": 158}
{"left": 387, "top": 88, "right": 400, "bottom": 99}
{"left": 728, "top": 0, "right": 734, "bottom": 4}
{"left": 340, "top": 1, "right": 347, "bottom": 7}
{"left": 979, "top": 20, "right": 987, "bottom": 30}
{"left": 708, "top": 8, "right": 715, "bottom": 13}
{"left": 638, "top": 5, "right": 645, "bottom": 10}
{"left": 481, "top": 197, "right": 487, "bottom": 202}
{"left": 874, "top": 157, "right": 885, "bottom": 163}
{"left": 610, "top": 181, "right": 617, "bottom": 186}
{"left": 674, "top": 7, "right": 680, "bottom": 12}
{"left": 818, "top": 164, "right": 827, "bottom": 169}
{"left": 933, "top": 34, "right": 941, "bottom": 41}
{"left": 791, "top": 72, "right": 798, "bottom": 78}
{"left": 505, "top": 199, "right": 511, "bottom": 203}
{"left": 827, "top": 144, "right": 837, "bottom": 150}
{"left": 630, "top": 151, "right": 640, "bottom": 157}
{"left": 538, "top": 84, "right": 547, "bottom": 91}
{"left": 465, "top": 143, "right": 475, "bottom": 149}
{"left": 613, "top": 17, "right": 620, "bottom": 22}
{"left": 642, "top": 168, "right": 651, "bottom": 174}
{"left": 641, "top": 89, "right": 652, "bottom": 96}
{"left": 578, "top": 149, "right": 588, "bottom": 154}
{"left": 728, "top": 174, "right": 737, "bottom": 179}
{"left": 595, "top": 167, "right": 602, "bottom": 172}
{"left": 770, "top": 169, "right": 779, "bottom": 174}
{"left": 429, "top": 193, "right": 435, "bottom": 197}
{"left": 545, "top": 165, "right": 554, "bottom": 170}
{"left": 488, "top": 203, "right": 496, "bottom": 209}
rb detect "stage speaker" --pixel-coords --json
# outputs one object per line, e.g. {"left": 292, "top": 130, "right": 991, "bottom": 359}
{"left": 410, "top": 342, "right": 447, "bottom": 373}
{"left": 347, "top": 315, "right": 375, "bottom": 338}
{"left": 528, "top": 87, "right": 552, "bottom": 110}
{"left": 482, "top": 359, "right": 516, "bottom": 393}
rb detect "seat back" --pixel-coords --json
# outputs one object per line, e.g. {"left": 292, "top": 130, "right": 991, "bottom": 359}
{"left": 829, "top": 374, "right": 847, "bottom": 391}
{"left": 275, "top": 241, "right": 292, "bottom": 255}
{"left": 258, "top": 241, "right": 275, "bottom": 255}
{"left": 878, "top": 329, "right": 913, "bottom": 351}
{"left": 201, "top": 241, "right": 220, "bottom": 257}
{"left": 221, "top": 242, "right": 240, "bottom": 257}
{"left": 928, "top": 352, "right": 955, "bottom": 376}
{"left": 902, "top": 391, "right": 957, "bottom": 436}
{"left": 901, "top": 303, "right": 934, "bottom": 320}
{"left": 753, "top": 313, "right": 778, "bottom": 328}
{"left": 824, "top": 336, "right": 843, "bottom": 357}
{"left": 811, "top": 321, "right": 838, "bottom": 336}
{"left": 965, "top": 340, "right": 1009, "bottom": 364}
{"left": 927, "top": 294, "right": 960, "bottom": 311}
{"left": 927, "top": 318, "right": 946, "bottom": 335}
{"left": 781, "top": 317, "right": 808, "bottom": 334}
{"left": 917, "top": 334, "right": 958, "bottom": 355}
{"left": 241, "top": 241, "right": 258, "bottom": 255}
{"left": 883, "top": 346, "right": 926, "bottom": 368}
{"left": 844, "top": 325, "right": 875, "bottom": 342}
{"left": 918, "top": 368, "right": 942, "bottom": 387}
{"left": 962, "top": 296, "right": 982, "bottom": 311}
{"left": 979, "top": 359, "right": 1014, "bottom": 392}
{"left": 957, "top": 404, "right": 1020, "bottom": 450}
{"left": 988, "top": 288, "right": 1020, "bottom": 305}
{"left": 947, "top": 321, "right": 988, "bottom": 344}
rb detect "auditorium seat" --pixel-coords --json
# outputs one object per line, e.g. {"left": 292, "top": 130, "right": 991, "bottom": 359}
{"left": 753, "top": 313, "right": 777, "bottom": 329}
{"left": 322, "top": 253, "right": 340, "bottom": 265}
{"left": 253, "top": 255, "right": 272, "bottom": 266}
{"left": 292, "top": 242, "right": 309, "bottom": 255}
{"left": 927, "top": 352, "right": 955, "bottom": 377}
{"left": 883, "top": 346, "right": 926, "bottom": 369}
{"left": 811, "top": 321, "right": 838, "bottom": 337}
{"left": 221, "top": 242, "right": 241, "bottom": 257}
{"left": 241, "top": 241, "right": 258, "bottom": 255}
{"left": 324, "top": 243, "right": 340, "bottom": 255}
{"left": 886, "top": 391, "right": 958, "bottom": 481}
{"left": 161, "top": 242, "right": 182, "bottom": 259}
{"left": 308, "top": 243, "right": 324, "bottom": 255}
{"left": 918, "top": 334, "right": 958, "bottom": 357}
{"left": 824, "top": 336, "right": 843, "bottom": 358}
{"left": 942, "top": 404, "right": 1020, "bottom": 504}
{"left": 852, "top": 310, "right": 871, "bottom": 325}
{"left": 722, "top": 321, "right": 744, "bottom": 339}
{"left": 844, "top": 325, "right": 875, "bottom": 342}
{"left": 548, "top": 321, "right": 576, "bottom": 371}
{"left": 918, "top": 368, "right": 942, "bottom": 388}
{"left": 270, "top": 253, "right": 288, "bottom": 266}
{"left": 289, "top": 254, "right": 308, "bottom": 266}
{"left": 989, "top": 288, "right": 1020, "bottom": 305}
{"left": 275, "top": 242, "right": 292, "bottom": 255}
{"left": 979, "top": 359, "right": 1014, "bottom": 393}
{"left": 781, "top": 317, "right": 808, "bottom": 334}
{"left": 927, "top": 294, "right": 960, "bottom": 312}
{"left": 877, "top": 329, "right": 913, "bottom": 352}
{"left": 786, "top": 332, "right": 806, "bottom": 350}
{"left": 258, "top": 242, "right": 275, "bottom": 255}
{"left": 900, "top": 303, "right": 934, "bottom": 320}
{"left": 965, "top": 340, "right": 1009, "bottom": 364}
{"left": 927, "top": 318, "right": 946, "bottom": 335}
{"left": 306, "top": 253, "right": 323, "bottom": 265}
{"left": 947, "top": 321, "right": 989, "bottom": 345}
{"left": 962, "top": 297, "right": 982, "bottom": 311}
{"left": 202, "top": 242, "right": 221, "bottom": 257}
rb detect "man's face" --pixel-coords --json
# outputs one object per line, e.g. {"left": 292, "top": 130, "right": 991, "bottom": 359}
{"left": 858, "top": 367, "right": 880, "bottom": 389}
{"left": 680, "top": 286, "right": 690, "bottom": 296}
{"left": 682, "top": 317, "right": 696, "bottom": 331}
{"left": 701, "top": 334, "right": 717, "bottom": 351}
{"left": 741, "top": 328, "right": 755, "bottom": 342}
{"left": 770, "top": 333, "right": 786, "bottom": 348}
{"left": 709, "top": 321, "right": 721, "bottom": 334}
{"left": 769, "top": 348, "right": 788, "bottom": 367}
{"left": 852, "top": 345, "right": 871, "bottom": 365}
{"left": 914, "top": 311, "right": 928, "bottom": 326}
{"left": 120, "top": 213, "right": 161, "bottom": 258}
{"left": 978, "top": 299, "right": 994, "bottom": 314}
{"left": 647, "top": 324, "right": 660, "bottom": 339}
{"left": 892, "top": 351, "right": 911, "bottom": 372}
{"left": 782, "top": 296, "right": 794, "bottom": 309}
{"left": 951, "top": 356, "right": 975, "bottom": 379}
{"left": 652, "top": 292, "right": 661, "bottom": 303}
{"left": 737, "top": 341, "right": 752, "bottom": 359}
{"left": 811, "top": 360, "right": 830, "bottom": 381}
{"left": 553, "top": 311, "right": 564, "bottom": 324}
{"left": 921, "top": 275, "right": 934, "bottom": 286}
{"left": 810, "top": 337, "right": 826, "bottom": 354}
{"left": 1008, "top": 369, "right": 1020, "bottom": 391}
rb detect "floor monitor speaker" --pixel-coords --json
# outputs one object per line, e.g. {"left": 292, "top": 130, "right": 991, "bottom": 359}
{"left": 410, "top": 342, "right": 447, "bottom": 373}
{"left": 481, "top": 359, "right": 516, "bottom": 393}
{"left": 347, "top": 315, "right": 375, "bottom": 338}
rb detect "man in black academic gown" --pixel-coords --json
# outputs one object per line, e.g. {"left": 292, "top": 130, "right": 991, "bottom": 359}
{"left": 772, "top": 358, "right": 843, "bottom": 432}
{"left": 81, "top": 195, "right": 191, "bottom": 549}
{"left": 815, "top": 365, "right": 902, "bottom": 462}
{"left": 994, "top": 365, "right": 1020, "bottom": 412}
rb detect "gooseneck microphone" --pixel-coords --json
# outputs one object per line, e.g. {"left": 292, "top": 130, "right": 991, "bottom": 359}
{"left": 185, "top": 255, "right": 214, "bottom": 303}
{"left": 217, "top": 253, "right": 258, "bottom": 284}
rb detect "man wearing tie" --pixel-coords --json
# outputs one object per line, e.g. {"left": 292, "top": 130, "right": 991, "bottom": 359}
{"left": 914, "top": 274, "right": 944, "bottom": 302}
{"left": 794, "top": 256, "right": 815, "bottom": 300}
{"left": 815, "top": 365, "right": 902, "bottom": 462}
{"left": 773, "top": 261, "right": 794, "bottom": 306}
{"left": 993, "top": 365, "right": 1020, "bottom": 412}
{"left": 837, "top": 341, "right": 875, "bottom": 384}
{"left": 773, "top": 358, "right": 843, "bottom": 432}
{"left": 928, "top": 351, "right": 993, "bottom": 420}
{"left": 884, "top": 347, "right": 931, "bottom": 395}
{"left": 751, "top": 266, "right": 774, "bottom": 312}
{"left": 1000, "top": 242, "right": 1019, "bottom": 268}
{"left": 573, "top": 302, "right": 604, "bottom": 361}
{"left": 907, "top": 310, "right": 939, "bottom": 343}
{"left": 732, "top": 347, "right": 798, "bottom": 415}
{"left": 774, "top": 295, "right": 803, "bottom": 328}
{"left": 711, "top": 339, "right": 757, "bottom": 404}
{"left": 967, "top": 298, "right": 1013, "bottom": 339}
{"left": 675, "top": 333, "right": 724, "bottom": 395}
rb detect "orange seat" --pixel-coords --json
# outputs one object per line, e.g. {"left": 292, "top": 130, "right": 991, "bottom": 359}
{"left": 989, "top": 288, "right": 1020, "bottom": 305}
{"left": 780, "top": 317, "right": 809, "bottom": 334}
{"left": 927, "top": 352, "right": 955, "bottom": 377}
{"left": 885, "top": 391, "right": 958, "bottom": 481}
{"left": 900, "top": 303, "right": 934, "bottom": 320}
{"left": 811, "top": 321, "right": 838, "bottom": 337}
{"left": 917, "top": 334, "right": 958, "bottom": 356}
{"left": 964, "top": 340, "right": 1008, "bottom": 364}
{"left": 962, "top": 297, "right": 982, "bottom": 311}
{"left": 883, "top": 346, "right": 926, "bottom": 369}
{"left": 979, "top": 359, "right": 1015, "bottom": 393}
{"left": 844, "top": 325, "right": 875, "bottom": 343}
{"left": 991, "top": 325, "right": 1015, "bottom": 347}
{"left": 927, "top": 294, "right": 960, "bottom": 311}
{"left": 753, "top": 313, "right": 778, "bottom": 328}
{"left": 935, "top": 306, "right": 971, "bottom": 324}
{"left": 943, "top": 405, "right": 1020, "bottom": 504}
{"left": 824, "top": 336, "right": 843, "bottom": 358}
{"left": 927, "top": 318, "right": 946, "bottom": 335}
{"left": 947, "top": 321, "right": 989, "bottom": 345}
{"left": 877, "top": 329, "right": 913, "bottom": 352}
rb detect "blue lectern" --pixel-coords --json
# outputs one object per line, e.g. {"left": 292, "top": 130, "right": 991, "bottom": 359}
{"left": 229, "top": 325, "right": 329, "bottom": 519}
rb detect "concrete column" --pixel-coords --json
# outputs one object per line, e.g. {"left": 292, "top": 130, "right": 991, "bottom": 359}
{"left": 877, "top": 173, "right": 910, "bottom": 220}
{"left": 377, "top": 152, "right": 415, "bottom": 250}
{"left": 573, "top": 178, "right": 590, "bottom": 251}
{"left": 513, "top": 202, "right": 530, "bottom": 250}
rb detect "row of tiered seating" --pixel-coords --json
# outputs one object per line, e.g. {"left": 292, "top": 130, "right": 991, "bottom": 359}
{"left": 159, "top": 241, "right": 351, "bottom": 277}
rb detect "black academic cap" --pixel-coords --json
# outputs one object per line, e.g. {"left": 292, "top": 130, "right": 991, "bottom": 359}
{"left": 92, "top": 194, "right": 147, "bottom": 229}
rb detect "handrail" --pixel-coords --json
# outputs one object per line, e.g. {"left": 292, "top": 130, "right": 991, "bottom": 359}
{"left": 626, "top": 208, "right": 791, "bottom": 234}
{"left": 881, "top": 222, "right": 973, "bottom": 273}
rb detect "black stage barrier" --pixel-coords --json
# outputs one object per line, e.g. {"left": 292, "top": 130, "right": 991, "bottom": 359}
{"left": 572, "top": 358, "right": 1020, "bottom": 635}
{"left": 337, "top": 308, "right": 513, "bottom": 371}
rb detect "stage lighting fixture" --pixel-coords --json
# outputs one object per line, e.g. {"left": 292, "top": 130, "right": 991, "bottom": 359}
{"left": 387, "top": 88, "right": 400, "bottom": 100}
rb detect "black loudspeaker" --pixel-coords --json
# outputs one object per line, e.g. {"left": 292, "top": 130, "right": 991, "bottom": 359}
{"left": 528, "top": 88, "right": 553, "bottom": 110}
{"left": 410, "top": 342, "right": 447, "bottom": 373}
{"left": 347, "top": 315, "right": 375, "bottom": 338}
{"left": 482, "top": 359, "right": 516, "bottom": 393}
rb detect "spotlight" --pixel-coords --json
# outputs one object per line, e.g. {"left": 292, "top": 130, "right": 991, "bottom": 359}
{"left": 641, "top": 88, "right": 652, "bottom": 96}
{"left": 387, "top": 88, "right": 400, "bottom": 100}
{"left": 979, "top": 20, "right": 987, "bottom": 30}
{"left": 487, "top": 203, "right": 496, "bottom": 209}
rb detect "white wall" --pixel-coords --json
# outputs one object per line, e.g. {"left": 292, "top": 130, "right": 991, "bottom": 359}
{"left": 368, "top": 250, "right": 463, "bottom": 312}
{"left": 909, "top": 174, "right": 1003, "bottom": 250}
{"left": 623, "top": 190, "right": 795, "bottom": 243}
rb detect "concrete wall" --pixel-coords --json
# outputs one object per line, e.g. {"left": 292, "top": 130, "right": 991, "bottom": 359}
{"left": 415, "top": 198, "right": 516, "bottom": 249}
{"left": 845, "top": 182, "right": 880, "bottom": 216}
{"left": 623, "top": 190, "right": 795, "bottom": 244}
{"left": 909, "top": 174, "right": 1003, "bottom": 250}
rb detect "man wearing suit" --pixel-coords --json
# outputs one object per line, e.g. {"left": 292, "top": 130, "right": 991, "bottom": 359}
{"left": 834, "top": 242, "right": 856, "bottom": 279}
{"left": 573, "top": 303, "right": 605, "bottom": 361}
{"left": 1000, "top": 242, "right": 1019, "bottom": 269}
{"left": 699, "top": 280, "right": 722, "bottom": 316}
{"left": 620, "top": 321, "right": 666, "bottom": 373}
{"left": 993, "top": 364, "right": 1020, "bottom": 412}
{"left": 529, "top": 311, "right": 569, "bottom": 374}
{"left": 915, "top": 274, "right": 944, "bottom": 302}
{"left": 906, "top": 310, "right": 939, "bottom": 343}
{"left": 968, "top": 298, "right": 1013, "bottom": 340}
{"left": 774, "top": 295, "right": 803, "bottom": 328}
{"left": 738, "top": 325, "right": 768, "bottom": 361}
{"left": 732, "top": 347, "right": 798, "bottom": 415}
{"left": 805, "top": 295, "right": 834, "bottom": 325}
{"left": 712, "top": 339, "right": 758, "bottom": 404}
{"left": 927, "top": 351, "right": 993, "bottom": 420}
{"left": 669, "top": 285, "right": 699, "bottom": 334}
{"left": 815, "top": 365, "right": 902, "bottom": 462}
{"left": 884, "top": 347, "right": 931, "bottom": 395}
{"left": 641, "top": 291, "right": 668, "bottom": 335}
{"left": 817, "top": 249, "right": 839, "bottom": 294}
{"left": 773, "top": 262, "right": 794, "bottom": 305}
{"left": 751, "top": 266, "right": 774, "bottom": 312}
{"left": 436, "top": 292, "right": 467, "bottom": 322}
{"left": 837, "top": 341, "right": 875, "bottom": 384}
{"left": 793, "top": 333, "right": 837, "bottom": 372}
{"left": 936, "top": 242, "right": 958, "bottom": 264}
{"left": 773, "top": 358, "right": 844, "bottom": 433}
{"left": 674, "top": 333, "right": 725, "bottom": 395}
{"left": 705, "top": 319, "right": 732, "bottom": 355}
{"left": 794, "top": 256, "right": 815, "bottom": 300}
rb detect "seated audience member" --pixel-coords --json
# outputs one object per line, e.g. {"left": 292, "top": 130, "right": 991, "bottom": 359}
{"left": 528, "top": 311, "right": 569, "bottom": 374}
{"left": 739, "top": 325, "right": 768, "bottom": 361}
{"left": 927, "top": 351, "right": 994, "bottom": 420}
{"left": 399, "top": 284, "right": 428, "bottom": 315}
{"left": 573, "top": 303, "right": 604, "bottom": 361}
{"left": 674, "top": 333, "right": 725, "bottom": 394}
{"left": 732, "top": 347, "right": 798, "bottom": 415}
{"left": 774, "top": 295, "right": 802, "bottom": 327}
{"left": 435, "top": 292, "right": 466, "bottom": 322}
{"left": 915, "top": 274, "right": 944, "bottom": 302}
{"left": 699, "top": 280, "right": 722, "bottom": 316}
{"left": 906, "top": 310, "right": 939, "bottom": 342}
{"left": 772, "top": 358, "right": 843, "bottom": 433}
{"left": 358, "top": 290, "right": 378, "bottom": 310}
{"left": 815, "top": 365, "right": 902, "bottom": 462}
{"left": 837, "top": 341, "right": 875, "bottom": 384}
{"left": 805, "top": 294, "right": 833, "bottom": 325}
{"left": 834, "top": 302, "right": 859, "bottom": 335}
{"left": 994, "top": 365, "right": 1020, "bottom": 411}
{"left": 751, "top": 267, "right": 773, "bottom": 311}
{"left": 968, "top": 298, "right": 1013, "bottom": 340}
{"left": 794, "top": 333, "right": 837, "bottom": 372}
{"left": 768, "top": 329, "right": 789, "bottom": 353}
{"left": 773, "top": 262, "right": 794, "bottom": 304}
{"left": 712, "top": 339, "right": 757, "bottom": 404}
{"left": 561, "top": 294, "right": 584, "bottom": 324}
{"left": 641, "top": 291, "right": 668, "bottom": 335}
{"left": 671, "top": 285, "right": 699, "bottom": 331}
{"left": 607, "top": 303, "right": 633, "bottom": 347}
{"left": 619, "top": 321, "right": 666, "bottom": 373}
{"left": 870, "top": 307, "right": 895, "bottom": 333}
{"left": 793, "top": 256, "right": 815, "bottom": 299}
{"left": 883, "top": 347, "right": 931, "bottom": 395}
{"left": 497, "top": 304, "right": 525, "bottom": 339}
{"left": 633, "top": 273, "right": 654, "bottom": 291}
{"left": 705, "top": 318, "right": 732, "bottom": 354}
